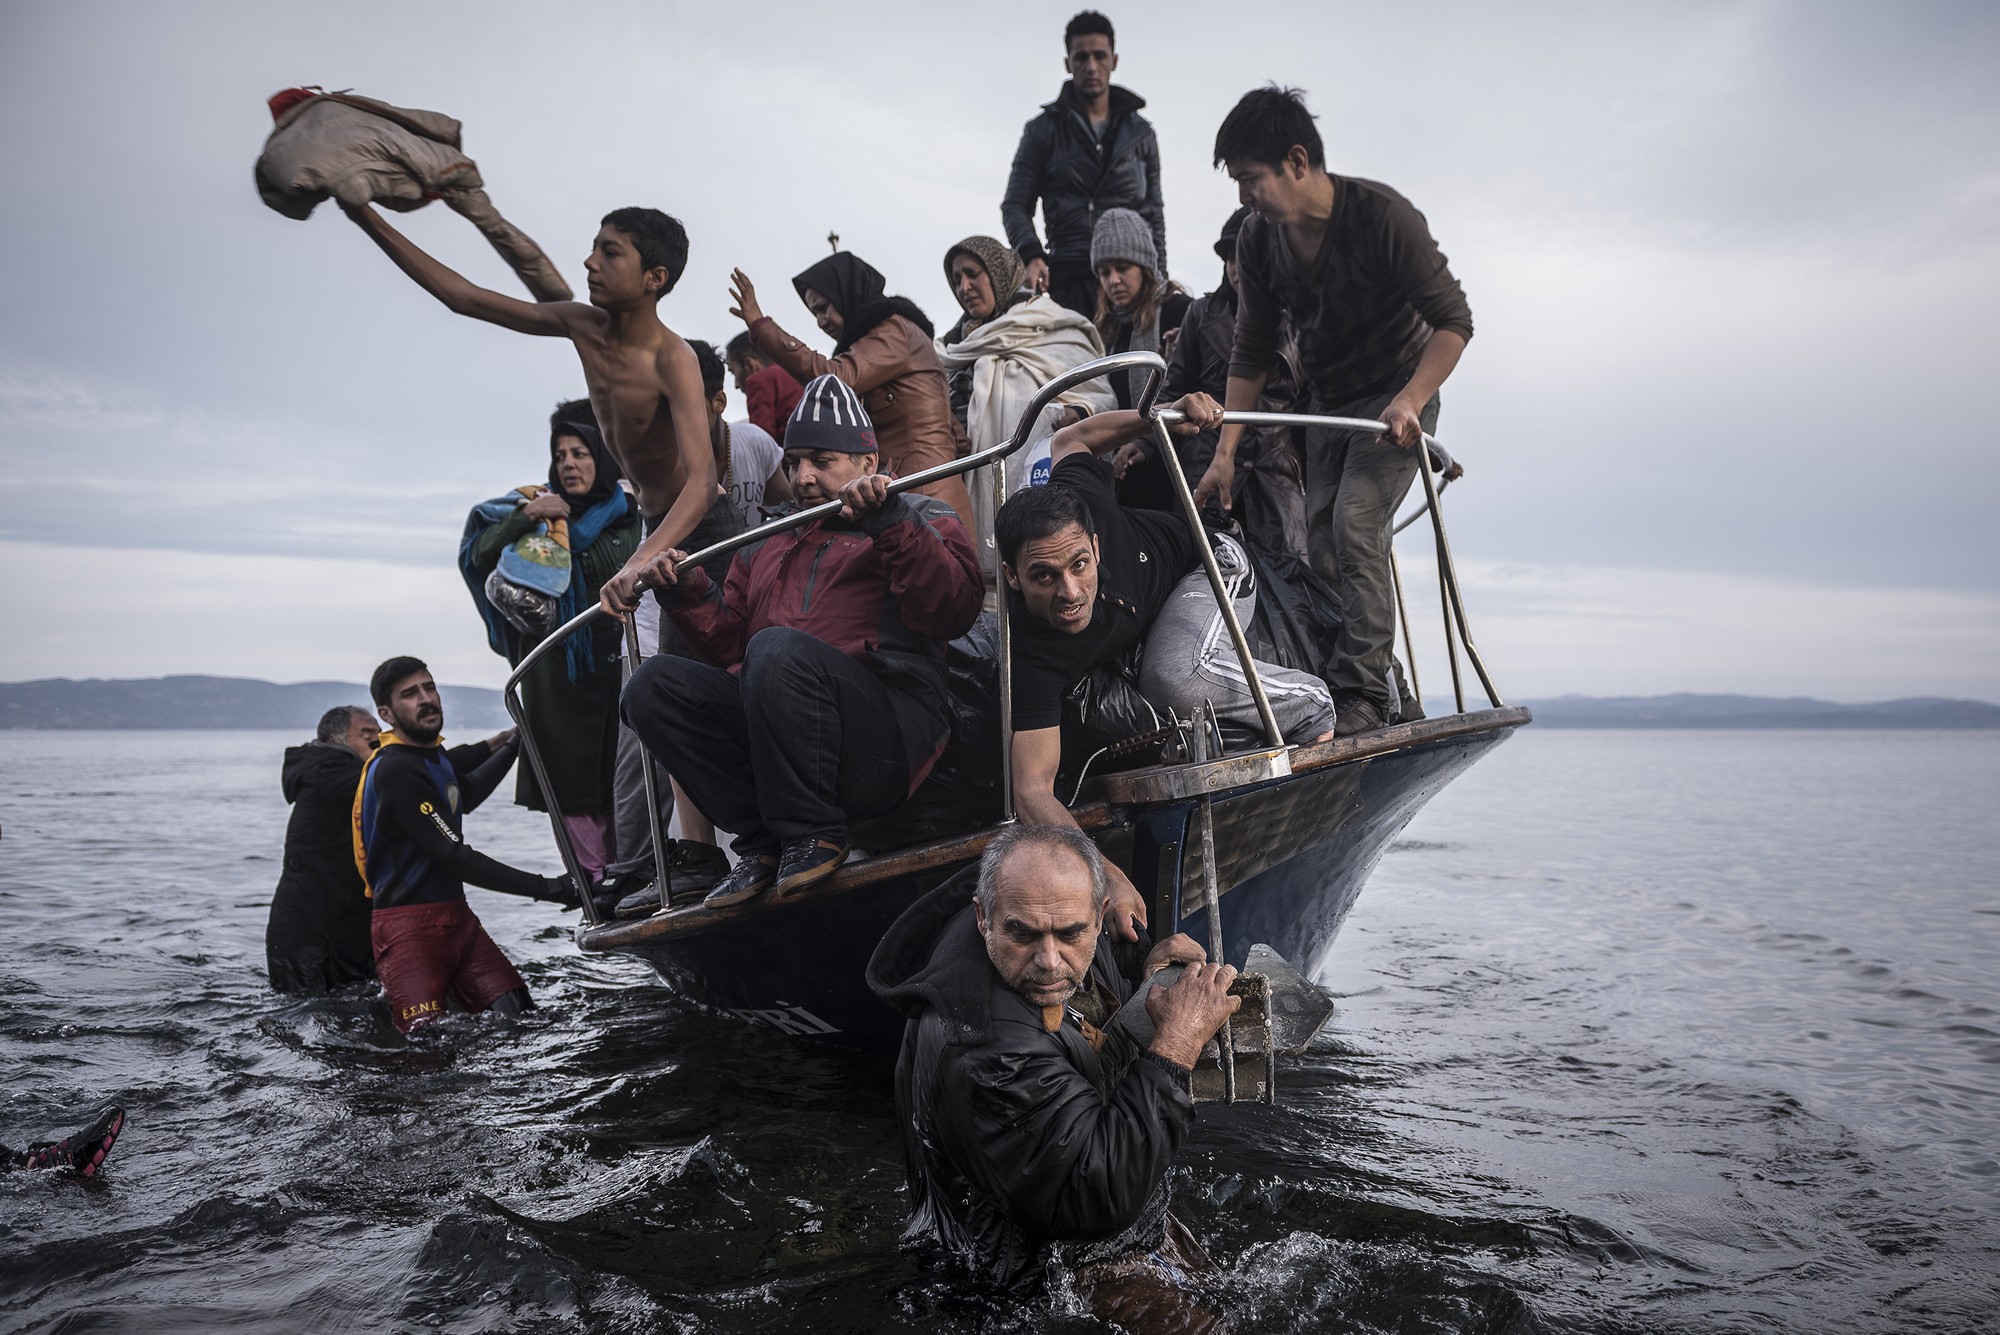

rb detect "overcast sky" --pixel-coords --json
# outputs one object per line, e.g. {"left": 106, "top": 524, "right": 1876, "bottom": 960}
{"left": 1, "top": 0, "right": 1995, "bottom": 701}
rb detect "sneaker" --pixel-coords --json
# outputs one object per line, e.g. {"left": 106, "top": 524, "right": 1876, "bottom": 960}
{"left": 613, "top": 881, "right": 663, "bottom": 920}
{"left": 774, "top": 835, "right": 849, "bottom": 898}
{"left": 703, "top": 853, "right": 778, "bottom": 909}
{"left": 22, "top": 1106, "right": 124, "bottom": 1177}
{"left": 665, "top": 840, "right": 731, "bottom": 896}
{"left": 1334, "top": 697, "right": 1387, "bottom": 737}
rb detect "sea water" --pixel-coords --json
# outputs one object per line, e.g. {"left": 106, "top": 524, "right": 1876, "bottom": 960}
{"left": 0, "top": 729, "right": 1994, "bottom": 1332}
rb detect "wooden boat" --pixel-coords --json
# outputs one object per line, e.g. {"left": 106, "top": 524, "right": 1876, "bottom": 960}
{"left": 506, "top": 353, "right": 1528, "bottom": 1052}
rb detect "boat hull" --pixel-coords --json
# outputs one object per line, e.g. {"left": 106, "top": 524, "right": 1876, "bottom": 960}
{"left": 578, "top": 709, "right": 1525, "bottom": 1050}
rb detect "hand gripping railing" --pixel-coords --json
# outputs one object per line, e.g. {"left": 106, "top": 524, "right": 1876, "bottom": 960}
{"left": 503, "top": 350, "right": 1171, "bottom": 923}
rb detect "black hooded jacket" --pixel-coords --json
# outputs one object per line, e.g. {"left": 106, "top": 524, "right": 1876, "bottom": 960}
{"left": 1001, "top": 83, "right": 1166, "bottom": 273}
{"left": 865, "top": 869, "right": 1194, "bottom": 1291}
{"left": 265, "top": 741, "right": 374, "bottom": 994}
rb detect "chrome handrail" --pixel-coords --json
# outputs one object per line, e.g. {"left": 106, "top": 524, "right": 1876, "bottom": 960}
{"left": 505, "top": 351, "right": 1169, "bottom": 921}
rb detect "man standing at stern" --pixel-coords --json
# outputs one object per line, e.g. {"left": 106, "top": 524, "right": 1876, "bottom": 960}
{"left": 1002, "top": 10, "right": 1167, "bottom": 317}
{"left": 867, "top": 824, "right": 1238, "bottom": 1332}
{"left": 1196, "top": 86, "right": 1474, "bottom": 736}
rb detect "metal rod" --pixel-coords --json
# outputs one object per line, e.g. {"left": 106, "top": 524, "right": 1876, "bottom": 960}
{"left": 1148, "top": 415, "right": 1285, "bottom": 750}
{"left": 1389, "top": 546, "right": 1422, "bottom": 715}
{"left": 1415, "top": 459, "right": 1505, "bottom": 709}
{"left": 1192, "top": 705, "right": 1236, "bottom": 1103}
{"left": 995, "top": 451, "right": 1016, "bottom": 824}
{"left": 625, "top": 617, "right": 673, "bottom": 907}
{"left": 1425, "top": 472, "right": 1467, "bottom": 714}
{"left": 501, "top": 645, "right": 595, "bottom": 922}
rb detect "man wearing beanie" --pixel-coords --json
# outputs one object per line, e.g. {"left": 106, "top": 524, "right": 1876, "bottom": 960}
{"left": 1199, "top": 87, "right": 1474, "bottom": 737}
{"left": 620, "top": 376, "right": 984, "bottom": 909}
{"left": 1002, "top": 10, "right": 1167, "bottom": 317}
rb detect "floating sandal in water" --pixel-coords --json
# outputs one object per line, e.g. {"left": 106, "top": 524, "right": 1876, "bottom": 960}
{"left": 23, "top": 1106, "right": 125, "bottom": 1177}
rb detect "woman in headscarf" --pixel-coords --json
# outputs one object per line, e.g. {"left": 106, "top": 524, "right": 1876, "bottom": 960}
{"left": 1089, "top": 207, "right": 1193, "bottom": 511}
{"left": 459, "top": 400, "right": 640, "bottom": 881}
{"left": 728, "top": 253, "right": 975, "bottom": 530}
{"left": 933, "top": 235, "right": 1113, "bottom": 574}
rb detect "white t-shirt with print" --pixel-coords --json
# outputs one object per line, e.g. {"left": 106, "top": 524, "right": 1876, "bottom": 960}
{"left": 723, "top": 420, "right": 784, "bottom": 529}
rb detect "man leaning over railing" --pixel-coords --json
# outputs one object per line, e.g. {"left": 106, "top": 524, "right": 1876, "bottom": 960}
{"left": 995, "top": 392, "right": 1337, "bottom": 943}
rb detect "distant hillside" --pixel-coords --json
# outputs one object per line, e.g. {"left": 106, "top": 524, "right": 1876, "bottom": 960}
{"left": 4, "top": 679, "right": 1996, "bottom": 732}
{"left": 1521, "top": 693, "right": 2000, "bottom": 729}
{"left": 0, "top": 676, "right": 511, "bottom": 731}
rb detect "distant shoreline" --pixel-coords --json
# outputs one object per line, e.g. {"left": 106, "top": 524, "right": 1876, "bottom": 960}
{"left": 2, "top": 677, "right": 1996, "bottom": 731}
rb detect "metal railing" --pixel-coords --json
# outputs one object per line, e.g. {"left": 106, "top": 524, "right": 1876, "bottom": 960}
{"left": 502, "top": 351, "right": 1500, "bottom": 924}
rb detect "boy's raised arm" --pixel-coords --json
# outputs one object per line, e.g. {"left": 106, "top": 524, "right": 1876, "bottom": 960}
{"left": 344, "top": 202, "right": 579, "bottom": 338}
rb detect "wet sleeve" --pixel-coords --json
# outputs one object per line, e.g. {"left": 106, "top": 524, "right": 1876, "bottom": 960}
{"left": 1383, "top": 194, "right": 1473, "bottom": 344}
{"left": 1228, "top": 224, "right": 1283, "bottom": 381}
{"left": 1001, "top": 119, "right": 1050, "bottom": 263}
{"left": 376, "top": 756, "right": 544, "bottom": 897}
{"left": 465, "top": 508, "right": 537, "bottom": 573}
{"left": 935, "top": 1033, "right": 1195, "bottom": 1241}
{"left": 662, "top": 549, "right": 753, "bottom": 667}
{"left": 449, "top": 740, "right": 516, "bottom": 814}
{"left": 860, "top": 496, "right": 984, "bottom": 640}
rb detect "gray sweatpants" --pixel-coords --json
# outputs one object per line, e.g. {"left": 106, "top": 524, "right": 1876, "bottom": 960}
{"left": 1304, "top": 389, "right": 1438, "bottom": 711}
{"left": 1138, "top": 535, "right": 1337, "bottom": 746}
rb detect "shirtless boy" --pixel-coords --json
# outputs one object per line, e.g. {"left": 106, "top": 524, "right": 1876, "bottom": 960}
{"left": 343, "top": 203, "right": 717, "bottom": 614}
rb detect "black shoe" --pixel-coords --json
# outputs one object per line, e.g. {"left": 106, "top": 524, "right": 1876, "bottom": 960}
{"left": 704, "top": 853, "right": 778, "bottom": 909}
{"left": 613, "top": 881, "right": 663, "bottom": 920}
{"left": 665, "top": 840, "right": 731, "bottom": 896}
{"left": 774, "top": 835, "right": 849, "bottom": 898}
{"left": 1334, "top": 697, "right": 1387, "bottom": 737}
{"left": 23, "top": 1106, "right": 124, "bottom": 1177}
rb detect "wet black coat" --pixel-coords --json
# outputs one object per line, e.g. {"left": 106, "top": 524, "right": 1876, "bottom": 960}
{"left": 865, "top": 869, "right": 1193, "bottom": 1291}
{"left": 265, "top": 742, "right": 374, "bottom": 993}
{"left": 1002, "top": 84, "right": 1166, "bottom": 272}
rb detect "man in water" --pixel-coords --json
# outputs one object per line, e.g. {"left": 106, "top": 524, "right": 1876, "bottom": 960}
{"left": 266, "top": 704, "right": 379, "bottom": 994}
{"left": 1002, "top": 9, "right": 1167, "bottom": 316}
{"left": 341, "top": 202, "right": 719, "bottom": 619}
{"left": 621, "top": 377, "right": 982, "bottom": 909}
{"left": 994, "top": 393, "right": 1337, "bottom": 943}
{"left": 1195, "top": 86, "right": 1474, "bottom": 736}
{"left": 357, "top": 657, "right": 576, "bottom": 1032}
{"left": 867, "top": 824, "right": 1235, "bottom": 1331}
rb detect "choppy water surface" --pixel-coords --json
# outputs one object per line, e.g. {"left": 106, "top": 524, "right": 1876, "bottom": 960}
{"left": 1, "top": 729, "right": 1995, "bottom": 1332}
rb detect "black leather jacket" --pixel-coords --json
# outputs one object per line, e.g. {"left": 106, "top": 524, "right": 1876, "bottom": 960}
{"left": 866, "top": 870, "right": 1194, "bottom": 1292}
{"left": 1001, "top": 84, "right": 1166, "bottom": 274}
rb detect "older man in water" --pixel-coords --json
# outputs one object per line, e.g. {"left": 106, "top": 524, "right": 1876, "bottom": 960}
{"left": 867, "top": 824, "right": 1238, "bottom": 1331}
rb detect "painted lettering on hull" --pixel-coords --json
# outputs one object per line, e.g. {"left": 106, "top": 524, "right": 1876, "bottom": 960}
{"left": 727, "top": 1002, "right": 840, "bottom": 1037}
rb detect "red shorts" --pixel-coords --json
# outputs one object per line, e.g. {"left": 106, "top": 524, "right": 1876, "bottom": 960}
{"left": 371, "top": 900, "right": 526, "bottom": 1033}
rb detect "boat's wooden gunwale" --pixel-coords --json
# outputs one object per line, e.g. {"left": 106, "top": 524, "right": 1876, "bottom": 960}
{"left": 576, "top": 705, "right": 1530, "bottom": 953}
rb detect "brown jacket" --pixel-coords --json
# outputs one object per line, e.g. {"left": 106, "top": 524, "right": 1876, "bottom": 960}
{"left": 753, "top": 314, "right": 976, "bottom": 532}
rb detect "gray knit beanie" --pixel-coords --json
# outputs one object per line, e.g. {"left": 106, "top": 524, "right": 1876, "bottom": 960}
{"left": 1090, "top": 208, "right": 1159, "bottom": 276}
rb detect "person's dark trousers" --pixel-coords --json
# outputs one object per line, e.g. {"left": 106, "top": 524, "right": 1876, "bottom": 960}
{"left": 621, "top": 627, "right": 921, "bottom": 856}
{"left": 1047, "top": 261, "right": 1101, "bottom": 319}
{"left": 1303, "top": 388, "right": 1440, "bottom": 711}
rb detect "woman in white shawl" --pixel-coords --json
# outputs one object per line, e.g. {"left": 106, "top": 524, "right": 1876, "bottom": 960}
{"left": 935, "top": 236, "right": 1114, "bottom": 576}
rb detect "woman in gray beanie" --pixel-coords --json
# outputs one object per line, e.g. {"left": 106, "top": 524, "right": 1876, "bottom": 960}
{"left": 1090, "top": 207, "right": 1193, "bottom": 509}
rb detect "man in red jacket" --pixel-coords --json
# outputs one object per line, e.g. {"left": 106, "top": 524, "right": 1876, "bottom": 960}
{"left": 622, "top": 375, "right": 984, "bottom": 910}
{"left": 725, "top": 331, "right": 803, "bottom": 443}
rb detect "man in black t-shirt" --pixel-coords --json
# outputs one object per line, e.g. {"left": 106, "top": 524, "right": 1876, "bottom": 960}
{"left": 996, "top": 394, "right": 1337, "bottom": 938}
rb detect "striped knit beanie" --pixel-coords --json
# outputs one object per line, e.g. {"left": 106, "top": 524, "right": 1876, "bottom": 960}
{"left": 785, "top": 375, "right": 878, "bottom": 455}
